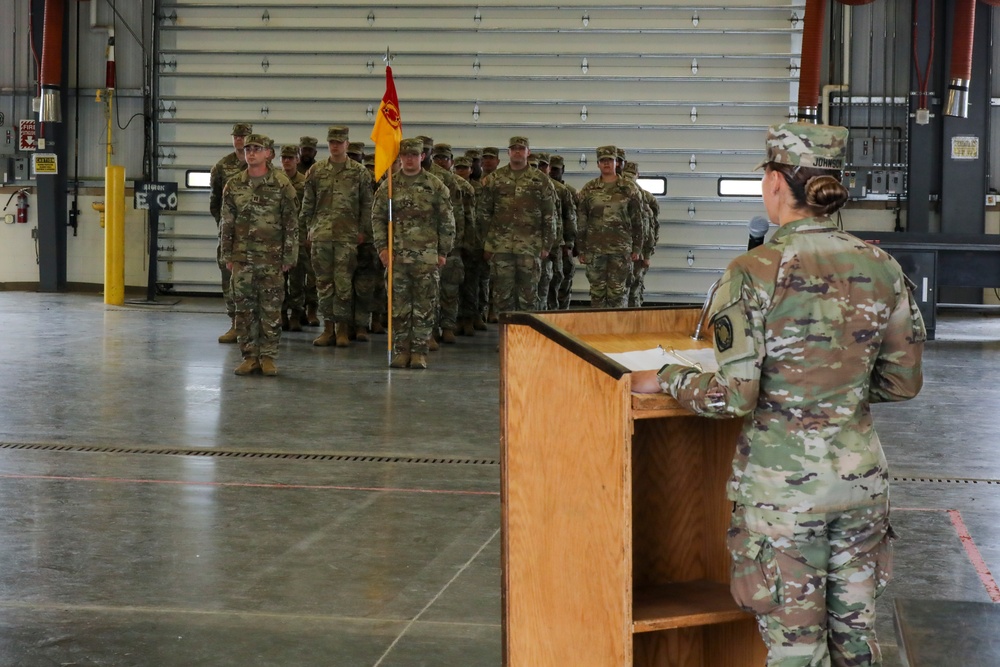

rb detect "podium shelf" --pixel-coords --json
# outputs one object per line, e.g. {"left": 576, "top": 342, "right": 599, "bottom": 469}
{"left": 632, "top": 581, "right": 752, "bottom": 633}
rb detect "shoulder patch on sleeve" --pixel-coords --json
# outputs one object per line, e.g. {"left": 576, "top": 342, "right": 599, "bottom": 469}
{"left": 715, "top": 315, "right": 734, "bottom": 352}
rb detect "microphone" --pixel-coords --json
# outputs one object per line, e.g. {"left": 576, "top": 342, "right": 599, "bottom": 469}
{"left": 747, "top": 216, "right": 770, "bottom": 251}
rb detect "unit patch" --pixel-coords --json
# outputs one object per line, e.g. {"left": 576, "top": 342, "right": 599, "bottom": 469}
{"left": 715, "top": 315, "right": 734, "bottom": 352}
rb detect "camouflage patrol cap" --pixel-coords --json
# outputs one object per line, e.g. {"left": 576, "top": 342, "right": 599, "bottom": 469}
{"left": 363, "top": 154, "right": 375, "bottom": 167}
{"left": 433, "top": 143, "right": 453, "bottom": 158}
{"left": 347, "top": 141, "right": 365, "bottom": 155}
{"left": 416, "top": 135, "right": 434, "bottom": 149}
{"left": 244, "top": 133, "right": 268, "bottom": 148}
{"left": 509, "top": 136, "right": 529, "bottom": 149}
{"left": 482, "top": 147, "right": 500, "bottom": 158}
{"left": 535, "top": 152, "right": 550, "bottom": 165}
{"left": 399, "top": 137, "right": 424, "bottom": 155}
{"left": 327, "top": 125, "right": 349, "bottom": 142}
{"left": 616, "top": 148, "right": 626, "bottom": 160}
{"left": 262, "top": 136, "right": 275, "bottom": 150}
{"left": 755, "top": 122, "right": 849, "bottom": 171}
{"left": 464, "top": 148, "right": 482, "bottom": 160}
{"left": 231, "top": 122, "right": 253, "bottom": 136}
{"left": 299, "top": 136, "right": 319, "bottom": 148}
{"left": 548, "top": 154, "right": 564, "bottom": 168}
{"left": 596, "top": 145, "right": 617, "bottom": 160}
{"left": 623, "top": 161, "right": 639, "bottom": 176}
{"left": 280, "top": 145, "right": 299, "bottom": 158}
{"left": 454, "top": 156, "right": 472, "bottom": 168}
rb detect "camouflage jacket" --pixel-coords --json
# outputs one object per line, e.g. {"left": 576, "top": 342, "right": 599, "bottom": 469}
{"left": 657, "top": 216, "right": 926, "bottom": 513}
{"left": 551, "top": 178, "right": 578, "bottom": 249}
{"left": 372, "top": 169, "right": 455, "bottom": 265}
{"left": 429, "top": 164, "right": 471, "bottom": 253}
{"left": 468, "top": 179, "right": 486, "bottom": 249}
{"left": 576, "top": 176, "right": 644, "bottom": 257}
{"left": 209, "top": 151, "right": 246, "bottom": 224}
{"left": 299, "top": 158, "right": 374, "bottom": 244}
{"left": 284, "top": 169, "right": 308, "bottom": 247}
{"left": 624, "top": 175, "right": 659, "bottom": 258}
{"left": 479, "top": 165, "right": 556, "bottom": 255}
{"left": 220, "top": 169, "right": 299, "bottom": 268}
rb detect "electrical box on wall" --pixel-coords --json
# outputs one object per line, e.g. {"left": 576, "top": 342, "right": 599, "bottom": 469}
{"left": 852, "top": 137, "right": 876, "bottom": 167}
{"left": 0, "top": 128, "right": 16, "bottom": 156}
{"left": 844, "top": 170, "right": 867, "bottom": 199}
{"left": 870, "top": 170, "right": 887, "bottom": 195}
{"left": 13, "top": 158, "right": 29, "bottom": 181}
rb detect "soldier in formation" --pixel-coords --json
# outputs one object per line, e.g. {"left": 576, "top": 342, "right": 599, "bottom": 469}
{"left": 623, "top": 160, "right": 659, "bottom": 307}
{"left": 278, "top": 144, "right": 308, "bottom": 331}
{"left": 548, "top": 154, "right": 578, "bottom": 309}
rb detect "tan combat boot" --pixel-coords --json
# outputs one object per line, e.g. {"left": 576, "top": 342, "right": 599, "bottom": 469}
{"left": 441, "top": 328, "right": 457, "bottom": 344}
{"left": 313, "top": 321, "right": 335, "bottom": 346}
{"left": 335, "top": 322, "right": 350, "bottom": 347}
{"left": 305, "top": 304, "right": 320, "bottom": 326}
{"left": 280, "top": 310, "right": 289, "bottom": 331}
{"left": 473, "top": 314, "right": 488, "bottom": 331}
{"left": 486, "top": 307, "right": 498, "bottom": 324}
{"left": 460, "top": 319, "right": 475, "bottom": 336}
{"left": 218, "top": 318, "right": 238, "bottom": 344}
{"left": 370, "top": 317, "right": 385, "bottom": 334}
{"left": 389, "top": 352, "right": 410, "bottom": 369}
{"left": 288, "top": 310, "right": 303, "bottom": 332}
{"left": 409, "top": 353, "right": 428, "bottom": 369}
{"left": 234, "top": 357, "right": 260, "bottom": 375}
{"left": 427, "top": 335, "right": 440, "bottom": 352}
{"left": 355, "top": 326, "right": 370, "bottom": 342}
{"left": 259, "top": 357, "right": 278, "bottom": 376}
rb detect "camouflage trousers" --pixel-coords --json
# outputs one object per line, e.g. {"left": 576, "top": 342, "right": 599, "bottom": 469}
{"left": 460, "top": 250, "right": 487, "bottom": 320}
{"left": 728, "top": 503, "right": 893, "bottom": 667}
{"left": 628, "top": 260, "right": 648, "bottom": 308}
{"left": 391, "top": 262, "right": 439, "bottom": 356}
{"left": 353, "top": 243, "right": 384, "bottom": 329}
{"left": 231, "top": 261, "right": 285, "bottom": 359}
{"left": 217, "top": 243, "right": 235, "bottom": 318}
{"left": 490, "top": 252, "right": 542, "bottom": 315}
{"left": 438, "top": 253, "right": 465, "bottom": 331}
{"left": 585, "top": 253, "right": 632, "bottom": 308}
{"left": 558, "top": 251, "right": 576, "bottom": 309}
{"left": 478, "top": 252, "right": 491, "bottom": 318}
{"left": 311, "top": 240, "right": 357, "bottom": 324}
{"left": 283, "top": 243, "right": 309, "bottom": 313}
{"left": 538, "top": 251, "right": 563, "bottom": 311}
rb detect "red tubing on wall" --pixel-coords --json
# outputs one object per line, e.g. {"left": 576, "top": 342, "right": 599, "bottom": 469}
{"left": 950, "top": 0, "right": 975, "bottom": 82}
{"left": 798, "top": 0, "right": 828, "bottom": 121}
{"left": 40, "top": 0, "right": 65, "bottom": 87}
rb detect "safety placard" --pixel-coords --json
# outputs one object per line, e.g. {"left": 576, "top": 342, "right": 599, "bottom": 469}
{"left": 19, "top": 120, "right": 37, "bottom": 151}
{"left": 951, "top": 136, "right": 979, "bottom": 160}
{"left": 32, "top": 153, "right": 58, "bottom": 175}
{"left": 134, "top": 181, "right": 179, "bottom": 211}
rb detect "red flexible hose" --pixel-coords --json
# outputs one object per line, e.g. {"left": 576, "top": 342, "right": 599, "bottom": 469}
{"left": 798, "top": 0, "right": 828, "bottom": 119}
{"left": 40, "top": 0, "right": 64, "bottom": 88}
{"left": 949, "top": 0, "right": 975, "bottom": 82}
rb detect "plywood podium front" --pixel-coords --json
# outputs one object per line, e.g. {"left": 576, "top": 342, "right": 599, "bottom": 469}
{"left": 500, "top": 307, "right": 766, "bottom": 667}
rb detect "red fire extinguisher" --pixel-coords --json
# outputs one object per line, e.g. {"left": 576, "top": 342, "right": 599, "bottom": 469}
{"left": 2, "top": 188, "right": 29, "bottom": 224}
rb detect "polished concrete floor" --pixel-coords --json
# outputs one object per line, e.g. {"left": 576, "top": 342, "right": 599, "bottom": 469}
{"left": 0, "top": 291, "right": 998, "bottom": 666}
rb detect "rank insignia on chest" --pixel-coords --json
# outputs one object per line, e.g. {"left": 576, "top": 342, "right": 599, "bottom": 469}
{"left": 715, "top": 315, "right": 734, "bottom": 352}
{"left": 251, "top": 195, "right": 264, "bottom": 205}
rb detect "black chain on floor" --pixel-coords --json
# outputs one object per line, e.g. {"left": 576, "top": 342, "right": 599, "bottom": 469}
{"left": 892, "top": 476, "right": 1000, "bottom": 485}
{"left": 0, "top": 442, "right": 499, "bottom": 466}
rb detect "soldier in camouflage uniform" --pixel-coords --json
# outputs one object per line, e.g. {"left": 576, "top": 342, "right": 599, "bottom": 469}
{"left": 454, "top": 155, "right": 486, "bottom": 335}
{"left": 219, "top": 134, "right": 299, "bottom": 376}
{"left": 479, "top": 136, "right": 556, "bottom": 315}
{"left": 576, "top": 145, "right": 644, "bottom": 308}
{"left": 347, "top": 140, "right": 378, "bottom": 341}
{"left": 633, "top": 123, "right": 926, "bottom": 667}
{"left": 479, "top": 146, "right": 501, "bottom": 322}
{"left": 347, "top": 141, "right": 365, "bottom": 164}
{"left": 431, "top": 142, "right": 475, "bottom": 343}
{"left": 548, "top": 154, "right": 578, "bottom": 309}
{"left": 299, "top": 125, "right": 375, "bottom": 348}
{"left": 372, "top": 138, "right": 455, "bottom": 369}
{"left": 278, "top": 144, "right": 308, "bottom": 331}
{"left": 363, "top": 152, "right": 388, "bottom": 332}
{"left": 297, "top": 136, "right": 318, "bottom": 174}
{"left": 209, "top": 122, "right": 252, "bottom": 343}
{"left": 534, "top": 153, "right": 576, "bottom": 311}
{"left": 623, "top": 161, "right": 659, "bottom": 307}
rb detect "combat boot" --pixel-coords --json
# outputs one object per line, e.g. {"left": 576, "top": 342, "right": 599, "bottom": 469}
{"left": 335, "top": 322, "right": 350, "bottom": 347}
{"left": 389, "top": 352, "right": 410, "bottom": 369}
{"left": 441, "top": 328, "right": 457, "bottom": 344}
{"left": 259, "top": 357, "right": 278, "bottom": 376}
{"left": 288, "top": 310, "right": 303, "bottom": 332}
{"left": 410, "top": 353, "right": 428, "bottom": 369}
{"left": 473, "top": 314, "right": 488, "bottom": 331}
{"left": 459, "top": 318, "right": 475, "bottom": 336}
{"left": 218, "top": 318, "right": 238, "bottom": 344}
{"left": 427, "top": 336, "right": 440, "bottom": 352}
{"left": 305, "top": 305, "right": 320, "bottom": 326}
{"left": 281, "top": 310, "right": 290, "bottom": 331}
{"left": 370, "top": 317, "right": 385, "bottom": 334}
{"left": 234, "top": 357, "right": 260, "bottom": 376}
{"left": 313, "top": 321, "right": 335, "bottom": 346}
{"left": 355, "top": 326, "right": 369, "bottom": 342}
{"left": 486, "top": 307, "right": 498, "bottom": 324}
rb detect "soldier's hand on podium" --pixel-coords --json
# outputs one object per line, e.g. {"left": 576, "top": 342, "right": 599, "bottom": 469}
{"left": 631, "top": 369, "right": 663, "bottom": 394}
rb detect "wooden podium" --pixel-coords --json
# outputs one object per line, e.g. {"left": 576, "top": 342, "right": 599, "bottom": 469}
{"left": 500, "top": 307, "right": 766, "bottom": 667}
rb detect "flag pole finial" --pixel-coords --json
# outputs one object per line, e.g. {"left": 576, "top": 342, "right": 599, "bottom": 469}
{"left": 384, "top": 48, "right": 394, "bottom": 65}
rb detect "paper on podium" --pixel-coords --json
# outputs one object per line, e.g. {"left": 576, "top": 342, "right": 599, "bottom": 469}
{"left": 605, "top": 346, "right": 719, "bottom": 373}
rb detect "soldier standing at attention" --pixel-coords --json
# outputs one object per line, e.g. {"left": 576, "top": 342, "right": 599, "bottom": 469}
{"left": 575, "top": 145, "right": 643, "bottom": 308}
{"left": 296, "top": 135, "right": 321, "bottom": 325}
{"left": 479, "top": 136, "right": 556, "bottom": 315}
{"left": 454, "top": 155, "right": 484, "bottom": 335}
{"left": 633, "top": 123, "right": 925, "bottom": 667}
{"left": 279, "top": 144, "right": 308, "bottom": 332}
{"left": 297, "top": 136, "right": 318, "bottom": 174}
{"left": 220, "top": 133, "right": 299, "bottom": 376}
{"left": 623, "top": 160, "right": 659, "bottom": 307}
{"left": 372, "top": 138, "right": 455, "bottom": 369}
{"left": 299, "top": 125, "right": 375, "bottom": 348}
{"left": 478, "top": 146, "right": 501, "bottom": 322}
{"left": 533, "top": 152, "right": 570, "bottom": 311}
{"left": 209, "top": 122, "right": 252, "bottom": 344}
{"left": 548, "top": 154, "right": 578, "bottom": 309}
{"left": 431, "top": 142, "right": 474, "bottom": 344}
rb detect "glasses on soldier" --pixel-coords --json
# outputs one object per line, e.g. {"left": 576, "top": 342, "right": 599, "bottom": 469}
{"left": 244, "top": 146, "right": 265, "bottom": 153}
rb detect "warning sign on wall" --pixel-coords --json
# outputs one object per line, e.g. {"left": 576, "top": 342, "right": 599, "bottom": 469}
{"left": 32, "top": 153, "right": 58, "bottom": 175}
{"left": 19, "top": 120, "right": 37, "bottom": 151}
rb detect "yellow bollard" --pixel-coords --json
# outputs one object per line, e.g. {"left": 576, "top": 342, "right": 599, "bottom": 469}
{"left": 104, "top": 165, "right": 126, "bottom": 305}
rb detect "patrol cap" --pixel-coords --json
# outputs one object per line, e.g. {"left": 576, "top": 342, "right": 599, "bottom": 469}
{"left": 616, "top": 148, "right": 626, "bottom": 160}
{"left": 482, "top": 146, "right": 500, "bottom": 158}
{"left": 453, "top": 156, "right": 472, "bottom": 168}
{"left": 231, "top": 122, "right": 253, "bottom": 136}
{"left": 433, "top": 143, "right": 453, "bottom": 158}
{"left": 755, "top": 122, "right": 849, "bottom": 171}
{"left": 509, "top": 136, "right": 529, "bottom": 149}
{"left": 548, "top": 154, "right": 564, "bottom": 168}
{"left": 416, "top": 135, "right": 434, "bottom": 149}
{"left": 244, "top": 133, "right": 268, "bottom": 148}
{"left": 327, "top": 125, "right": 349, "bottom": 142}
{"left": 464, "top": 148, "right": 482, "bottom": 160}
{"left": 280, "top": 145, "right": 299, "bottom": 158}
{"left": 299, "top": 136, "right": 319, "bottom": 148}
{"left": 535, "top": 152, "right": 550, "bottom": 165}
{"left": 363, "top": 154, "right": 375, "bottom": 167}
{"left": 347, "top": 141, "right": 365, "bottom": 155}
{"left": 623, "top": 161, "right": 639, "bottom": 176}
{"left": 399, "top": 137, "right": 424, "bottom": 155}
{"left": 596, "top": 145, "right": 617, "bottom": 160}
{"left": 263, "top": 136, "right": 275, "bottom": 150}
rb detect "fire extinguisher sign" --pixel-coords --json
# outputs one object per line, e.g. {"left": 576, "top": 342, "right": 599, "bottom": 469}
{"left": 32, "top": 153, "right": 58, "bottom": 175}
{"left": 19, "top": 120, "right": 37, "bottom": 151}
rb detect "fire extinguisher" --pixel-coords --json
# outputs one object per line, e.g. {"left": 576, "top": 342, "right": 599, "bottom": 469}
{"left": 3, "top": 188, "right": 29, "bottom": 224}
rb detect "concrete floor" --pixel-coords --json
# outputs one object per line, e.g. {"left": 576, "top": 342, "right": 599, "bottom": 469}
{"left": 0, "top": 291, "right": 997, "bottom": 666}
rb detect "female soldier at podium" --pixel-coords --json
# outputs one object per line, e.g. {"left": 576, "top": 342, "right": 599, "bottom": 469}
{"left": 633, "top": 123, "right": 925, "bottom": 667}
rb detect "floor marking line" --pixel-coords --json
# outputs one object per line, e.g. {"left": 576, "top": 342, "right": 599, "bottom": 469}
{"left": 0, "top": 473, "right": 499, "bottom": 497}
{"left": 372, "top": 527, "right": 500, "bottom": 667}
{"left": 948, "top": 509, "right": 1000, "bottom": 603}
